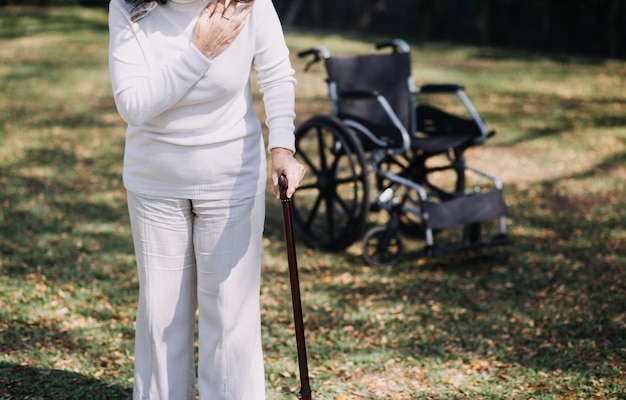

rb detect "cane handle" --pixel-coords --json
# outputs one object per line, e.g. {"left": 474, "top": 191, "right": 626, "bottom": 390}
{"left": 279, "top": 174, "right": 289, "bottom": 201}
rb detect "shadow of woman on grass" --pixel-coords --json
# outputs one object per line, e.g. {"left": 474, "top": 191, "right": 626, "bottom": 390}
{"left": 0, "top": 362, "right": 130, "bottom": 400}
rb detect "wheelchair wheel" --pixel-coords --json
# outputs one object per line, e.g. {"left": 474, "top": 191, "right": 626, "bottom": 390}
{"left": 292, "top": 115, "right": 369, "bottom": 251}
{"left": 362, "top": 225, "right": 403, "bottom": 267}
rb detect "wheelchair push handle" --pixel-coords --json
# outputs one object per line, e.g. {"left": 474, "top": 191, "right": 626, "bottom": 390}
{"left": 375, "top": 38, "right": 410, "bottom": 53}
{"left": 298, "top": 46, "right": 330, "bottom": 72}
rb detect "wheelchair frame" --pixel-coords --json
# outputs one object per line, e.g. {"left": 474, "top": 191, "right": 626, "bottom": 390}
{"left": 292, "top": 39, "right": 509, "bottom": 266}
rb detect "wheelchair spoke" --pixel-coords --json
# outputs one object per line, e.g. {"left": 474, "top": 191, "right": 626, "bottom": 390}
{"left": 302, "top": 191, "right": 323, "bottom": 231}
{"left": 323, "top": 191, "right": 338, "bottom": 241}
{"left": 296, "top": 148, "right": 321, "bottom": 178}
{"left": 314, "top": 124, "right": 330, "bottom": 174}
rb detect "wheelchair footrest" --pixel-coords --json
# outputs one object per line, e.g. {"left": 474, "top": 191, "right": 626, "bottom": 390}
{"left": 426, "top": 233, "right": 509, "bottom": 256}
{"left": 423, "top": 190, "right": 507, "bottom": 230}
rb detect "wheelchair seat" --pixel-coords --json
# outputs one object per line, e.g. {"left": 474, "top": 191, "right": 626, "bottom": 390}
{"left": 410, "top": 134, "right": 474, "bottom": 155}
{"left": 412, "top": 104, "right": 487, "bottom": 154}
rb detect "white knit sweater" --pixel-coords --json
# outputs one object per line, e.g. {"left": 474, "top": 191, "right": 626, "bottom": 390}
{"left": 108, "top": 0, "right": 296, "bottom": 199}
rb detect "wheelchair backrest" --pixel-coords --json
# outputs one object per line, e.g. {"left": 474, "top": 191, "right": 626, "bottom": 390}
{"left": 324, "top": 52, "right": 413, "bottom": 146}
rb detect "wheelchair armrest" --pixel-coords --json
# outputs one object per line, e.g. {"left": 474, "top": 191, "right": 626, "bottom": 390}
{"left": 418, "top": 84, "right": 465, "bottom": 93}
{"left": 337, "top": 89, "right": 380, "bottom": 99}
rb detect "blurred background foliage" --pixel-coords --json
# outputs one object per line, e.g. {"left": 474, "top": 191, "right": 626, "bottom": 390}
{"left": 1, "top": 0, "right": 625, "bottom": 59}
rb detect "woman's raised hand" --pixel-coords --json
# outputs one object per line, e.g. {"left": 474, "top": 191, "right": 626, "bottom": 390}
{"left": 194, "top": 0, "right": 252, "bottom": 60}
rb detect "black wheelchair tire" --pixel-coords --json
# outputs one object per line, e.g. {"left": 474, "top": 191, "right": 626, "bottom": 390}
{"left": 362, "top": 225, "right": 403, "bottom": 267}
{"left": 292, "top": 115, "right": 370, "bottom": 252}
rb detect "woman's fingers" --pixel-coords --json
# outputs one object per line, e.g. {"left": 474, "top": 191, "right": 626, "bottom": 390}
{"left": 222, "top": 0, "right": 238, "bottom": 20}
{"left": 213, "top": 0, "right": 227, "bottom": 16}
{"left": 201, "top": 1, "right": 216, "bottom": 17}
{"left": 232, "top": 4, "right": 252, "bottom": 24}
{"left": 203, "top": 0, "right": 251, "bottom": 23}
{"left": 222, "top": 1, "right": 252, "bottom": 25}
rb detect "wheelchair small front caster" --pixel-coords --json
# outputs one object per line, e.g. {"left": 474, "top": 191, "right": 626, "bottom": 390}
{"left": 362, "top": 225, "right": 403, "bottom": 267}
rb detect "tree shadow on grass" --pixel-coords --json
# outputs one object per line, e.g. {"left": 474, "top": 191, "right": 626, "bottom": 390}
{"left": 0, "top": 144, "right": 133, "bottom": 281}
{"left": 263, "top": 151, "right": 626, "bottom": 388}
{"left": 0, "top": 362, "right": 130, "bottom": 400}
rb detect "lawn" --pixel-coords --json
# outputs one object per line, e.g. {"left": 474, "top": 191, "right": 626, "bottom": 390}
{"left": 1, "top": 6, "right": 625, "bottom": 400}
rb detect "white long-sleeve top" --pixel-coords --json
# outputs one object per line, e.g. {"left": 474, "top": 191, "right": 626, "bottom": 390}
{"left": 108, "top": 0, "right": 296, "bottom": 200}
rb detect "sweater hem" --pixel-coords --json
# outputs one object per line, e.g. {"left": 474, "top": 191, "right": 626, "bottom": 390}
{"left": 124, "top": 182, "right": 266, "bottom": 201}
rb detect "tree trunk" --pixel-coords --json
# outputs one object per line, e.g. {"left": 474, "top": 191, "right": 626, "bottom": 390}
{"left": 355, "top": 0, "right": 387, "bottom": 29}
{"left": 312, "top": 0, "right": 322, "bottom": 27}
{"left": 284, "top": 0, "right": 304, "bottom": 27}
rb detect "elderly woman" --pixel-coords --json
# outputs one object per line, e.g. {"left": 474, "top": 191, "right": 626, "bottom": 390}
{"left": 108, "top": 0, "right": 305, "bottom": 398}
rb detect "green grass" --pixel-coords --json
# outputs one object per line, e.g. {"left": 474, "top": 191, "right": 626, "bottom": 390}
{"left": 1, "top": 7, "right": 625, "bottom": 400}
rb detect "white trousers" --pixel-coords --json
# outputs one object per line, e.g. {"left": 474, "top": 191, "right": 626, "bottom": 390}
{"left": 127, "top": 191, "right": 266, "bottom": 400}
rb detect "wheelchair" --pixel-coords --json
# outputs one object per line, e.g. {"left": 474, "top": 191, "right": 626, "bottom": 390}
{"left": 292, "top": 39, "right": 509, "bottom": 267}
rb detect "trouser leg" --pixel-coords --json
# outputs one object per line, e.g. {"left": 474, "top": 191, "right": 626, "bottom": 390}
{"left": 193, "top": 192, "right": 266, "bottom": 400}
{"left": 127, "top": 191, "right": 197, "bottom": 400}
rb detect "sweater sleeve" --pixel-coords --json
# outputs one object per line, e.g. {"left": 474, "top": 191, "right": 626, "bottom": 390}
{"left": 108, "top": 0, "right": 212, "bottom": 126}
{"left": 252, "top": 0, "right": 297, "bottom": 153}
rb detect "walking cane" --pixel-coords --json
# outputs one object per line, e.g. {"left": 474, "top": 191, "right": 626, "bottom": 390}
{"left": 278, "top": 175, "right": 312, "bottom": 400}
